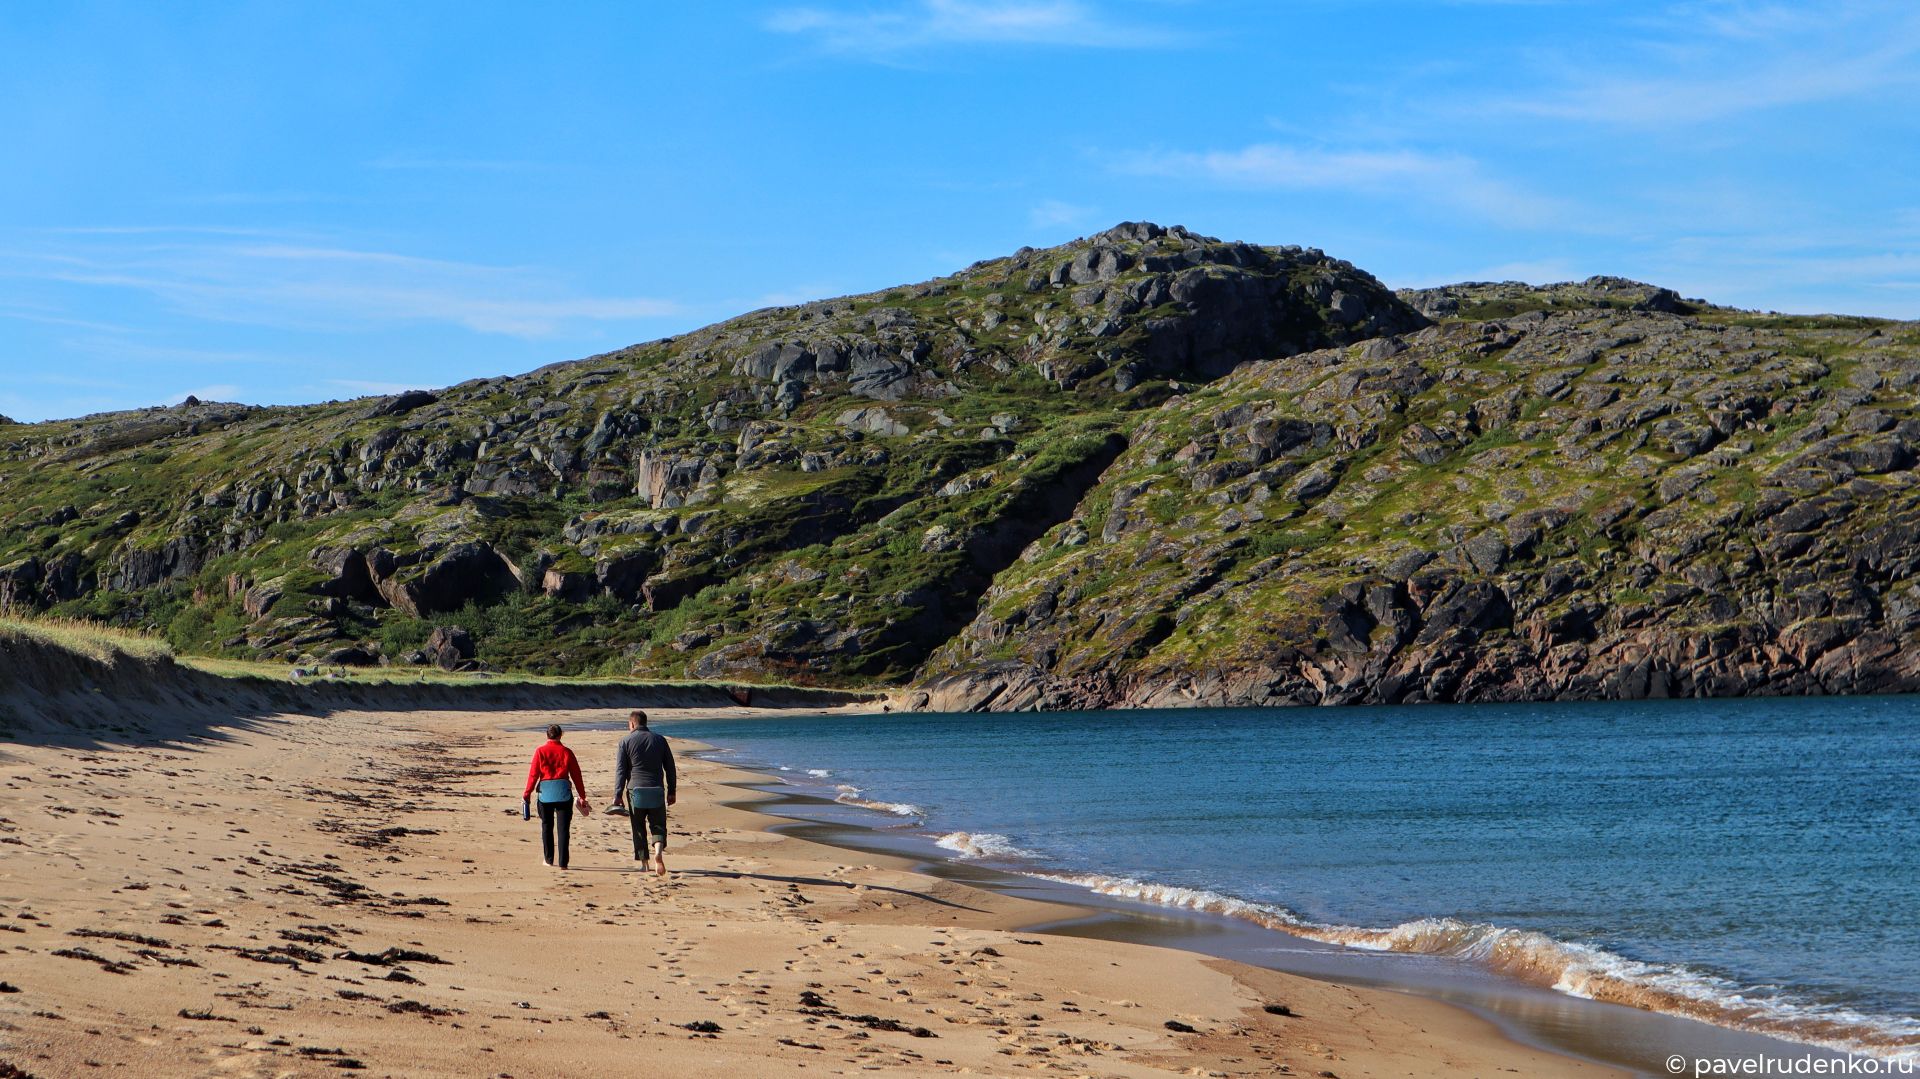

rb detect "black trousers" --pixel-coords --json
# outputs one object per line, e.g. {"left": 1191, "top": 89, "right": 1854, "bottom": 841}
{"left": 629, "top": 804, "right": 668, "bottom": 857}
{"left": 537, "top": 800, "right": 573, "bottom": 867}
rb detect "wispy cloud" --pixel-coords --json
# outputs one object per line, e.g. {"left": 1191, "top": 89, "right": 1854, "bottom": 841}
{"left": 0, "top": 305, "right": 144, "bottom": 334}
{"left": 1669, "top": 0, "right": 1877, "bottom": 42}
{"left": 13, "top": 372, "right": 137, "bottom": 391}
{"left": 743, "top": 282, "right": 850, "bottom": 309}
{"left": 1607, "top": 226, "right": 1920, "bottom": 316}
{"left": 1115, "top": 142, "right": 1571, "bottom": 227}
{"left": 1488, "top": 0, "right": 1920, "bottom": 126}
{"left": 765, "top": 0, "right": 1186, "bottom": 54}
{"left": 0, "top": 389, "right": 128, "bottom": 424}
{"left": 173, "top": 191, "right": 346, "bottom": 206}
{"left": 366, "top": 155, "right": 547, "bottom": 172}
{"left": 57, "top": 338, "right": 303, "bottom": 368}
{"left": 38, "top": 224, "right": 286, "bottom": 237}
{"left": 1029, "top": 199, "right": 1096, "bottom": 228}
{"left": 1, "top": 231, "right": 682, "bottom": 338}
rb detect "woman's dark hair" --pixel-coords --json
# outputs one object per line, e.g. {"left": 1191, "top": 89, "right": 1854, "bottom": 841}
{"left": 546, "top": 724, "right": 563, "bottom": 740}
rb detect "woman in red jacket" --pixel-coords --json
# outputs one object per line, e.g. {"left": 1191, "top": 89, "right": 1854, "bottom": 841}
{"left": 523, "top": 724, "right": 591, "bottom": 868}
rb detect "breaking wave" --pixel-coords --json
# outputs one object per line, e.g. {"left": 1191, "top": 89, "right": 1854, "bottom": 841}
{"left": 832, "top": 783, "right": 924, "bottom": 819}
{"left": 1036, "top": 872, "right": 1920, "bottom": 1063}
{"left": 935, "top": 831, "right": 1035, "bottom": 860}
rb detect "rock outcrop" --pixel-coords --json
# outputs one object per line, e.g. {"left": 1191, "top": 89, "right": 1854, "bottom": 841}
{"left": 424, "top": 625, "right": 476, "bottom": 670}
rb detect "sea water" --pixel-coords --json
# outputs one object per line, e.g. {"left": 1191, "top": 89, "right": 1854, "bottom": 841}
{"left": 667, "top": 697, "right": 1920, "bottom": 1059}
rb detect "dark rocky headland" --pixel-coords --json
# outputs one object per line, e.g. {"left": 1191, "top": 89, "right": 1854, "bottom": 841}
{"left": 3, "top": 222, "right": 1916, "bottom": 710}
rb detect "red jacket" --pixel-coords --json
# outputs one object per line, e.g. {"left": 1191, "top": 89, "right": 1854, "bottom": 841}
{"left": 523, "top": 739, "right": 587, "bottom": 801}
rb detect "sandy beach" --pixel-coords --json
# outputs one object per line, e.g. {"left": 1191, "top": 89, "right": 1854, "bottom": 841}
{"left": 0, "top": 702, "right": 1620, "bottom": 1078}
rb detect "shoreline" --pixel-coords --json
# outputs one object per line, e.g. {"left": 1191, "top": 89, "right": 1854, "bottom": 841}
{"left": 626, "top": 714, "right": 1654, "bottom": 1075}
{"left": 648, "top": 711, "right": 1907, "bottom": 1072}
{"left": 1, "top": 699, "right": 1627, "bottom": 1078}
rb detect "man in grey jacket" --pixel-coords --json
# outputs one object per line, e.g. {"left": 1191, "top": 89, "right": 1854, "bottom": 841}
{"left": 614, "top": 710, "right": 677, "bottom": 876}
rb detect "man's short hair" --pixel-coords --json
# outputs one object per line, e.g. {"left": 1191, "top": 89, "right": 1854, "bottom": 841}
{"left": 546, "top": 724, "right": 563, "bottom": 740}
{"left": 628, "top": 709, "right": 649, "bottom": 727}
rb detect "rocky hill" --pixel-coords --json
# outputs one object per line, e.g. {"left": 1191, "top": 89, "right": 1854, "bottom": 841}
{"left": 916, "top": 303, "right": 1920, "bottom": 708}
{"left": 3, "top": 224, "right": 1918, "bottom": 709}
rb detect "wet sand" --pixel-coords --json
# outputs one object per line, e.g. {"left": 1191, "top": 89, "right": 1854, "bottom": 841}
{"left": 0, "top": 703, "right": 1622, "bottom": 1077}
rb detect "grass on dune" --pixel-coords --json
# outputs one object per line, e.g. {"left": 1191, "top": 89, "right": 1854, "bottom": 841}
{"left": 182, "top": 652, "right": 810, "bottom": 692}
{"left": 0, "top": 614, "right": 175, "bottom": 663}
{"left": 0, "top": 613, "right": 859, "bottom": 696}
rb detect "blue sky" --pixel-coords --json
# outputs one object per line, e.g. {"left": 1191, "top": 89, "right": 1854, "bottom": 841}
{"left": 3, "top": 1, "right": 1918, "bottom": 422}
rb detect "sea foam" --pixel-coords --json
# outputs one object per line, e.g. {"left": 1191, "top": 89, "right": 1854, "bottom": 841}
{"left": 935, "top": 831, "right": 1034, "bottom": 860}
{"left": 832, "top": 784, "right": 924, "bottom": 819}
{"left": 1034, "top": 871, "right": 1920, "bottom": 1063}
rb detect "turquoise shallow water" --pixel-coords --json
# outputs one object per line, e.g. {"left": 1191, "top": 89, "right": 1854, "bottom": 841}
{"left": 667, "top": 697, "right": 1920, "bottom": 1057}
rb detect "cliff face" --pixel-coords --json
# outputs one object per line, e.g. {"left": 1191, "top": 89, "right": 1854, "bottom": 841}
{"left": 3, "top": 224, "right": 1917, "bottom": 709}
{"left": 915, "top": 305, "right": 1920, "bottom": 709}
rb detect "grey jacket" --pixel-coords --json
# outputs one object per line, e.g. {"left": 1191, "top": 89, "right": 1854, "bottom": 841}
{"left": 614, "top": 728, "right": 676, "bottom": 799}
